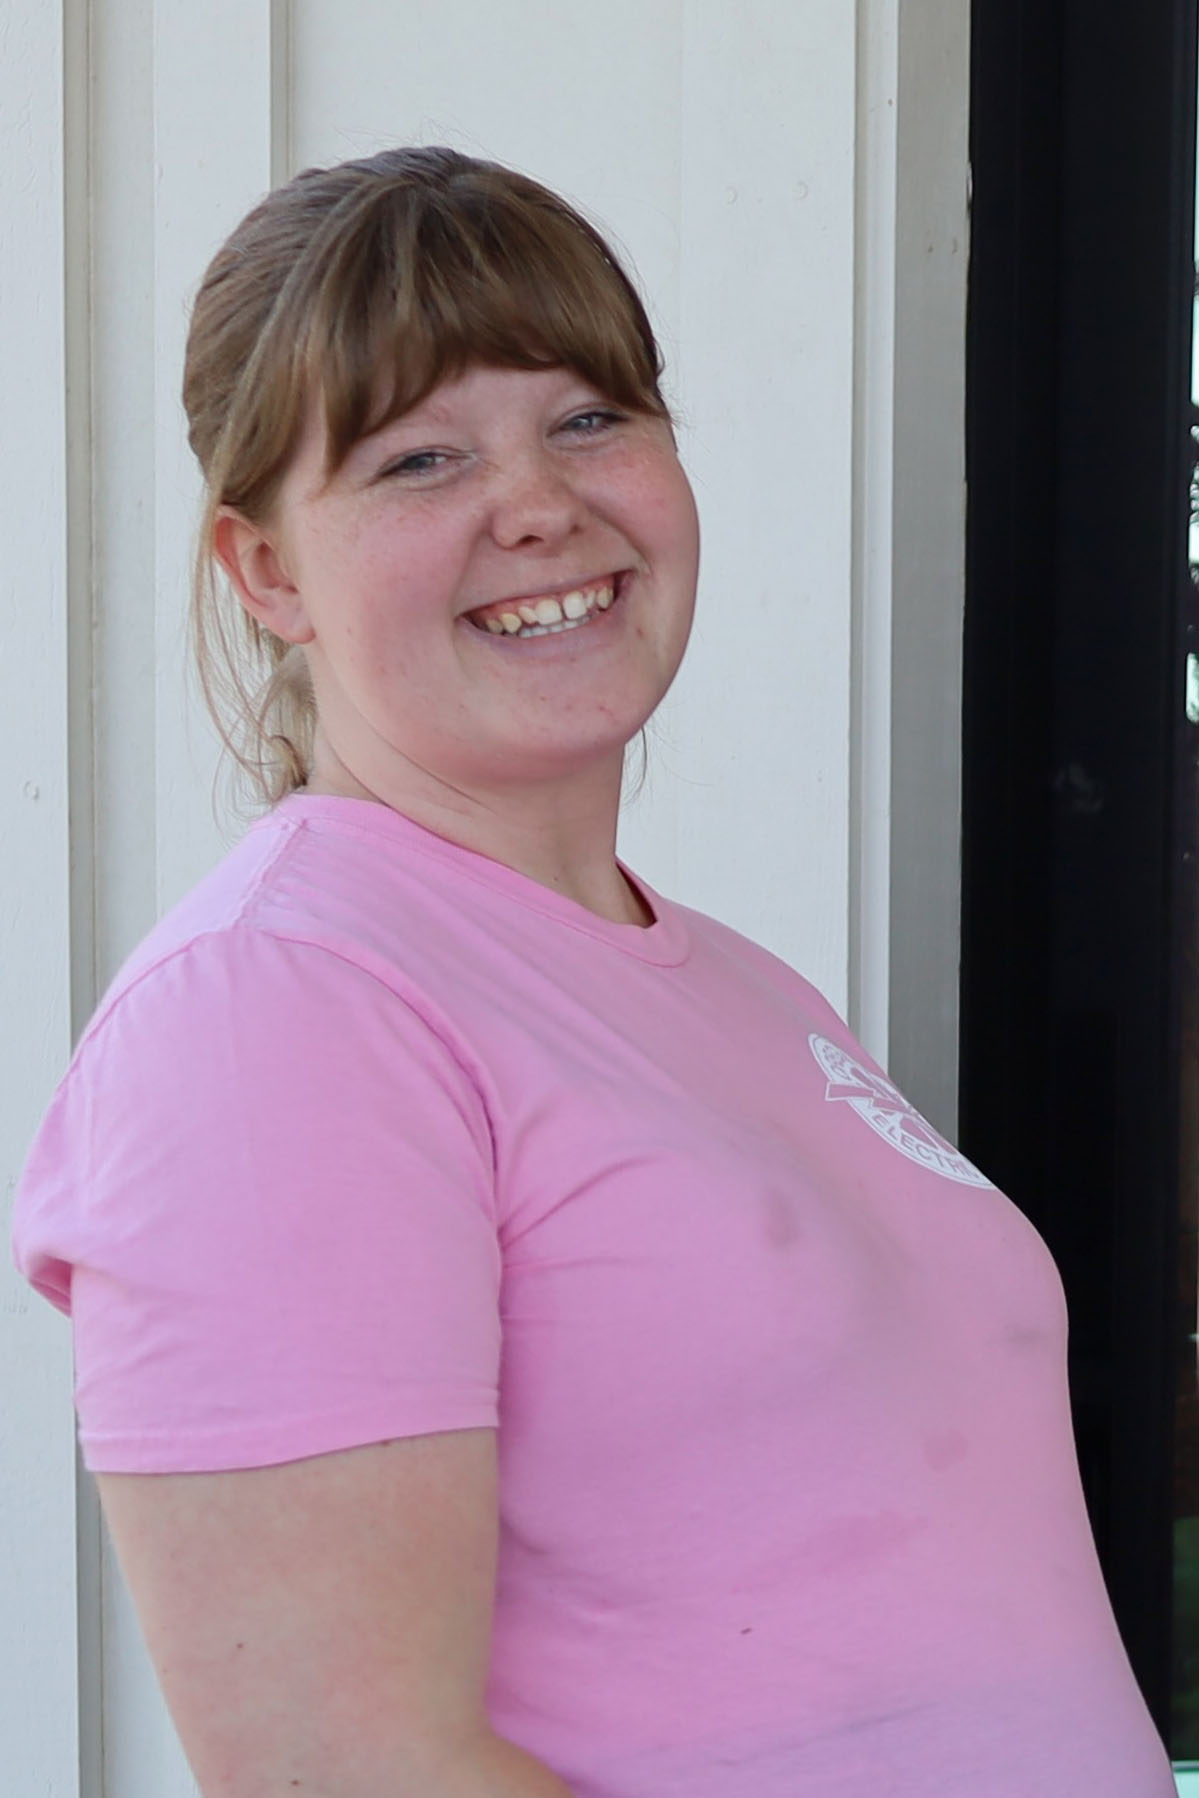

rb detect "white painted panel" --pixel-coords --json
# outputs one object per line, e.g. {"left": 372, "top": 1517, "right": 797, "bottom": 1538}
{"left": 150, "top": 0, "right": 276, "bottom": 916}
{"left": 291, "top": 0, "right": 686, "bottom": 336}
{"left": 0, "top": 2, "right": 82, "bottom": 1792}
{"left": 91, "top": 0, "right": 160, "bottom": 989}
{"left": 291, "top": 0, "right": 857, "bottom": 1010}
{"left": 668, "top": 0, "right": 855, "bottom": 1007}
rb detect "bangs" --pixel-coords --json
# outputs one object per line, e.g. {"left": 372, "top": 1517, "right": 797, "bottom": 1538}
{"left": 299, "top": 168, "right": 668, "bottom": 473}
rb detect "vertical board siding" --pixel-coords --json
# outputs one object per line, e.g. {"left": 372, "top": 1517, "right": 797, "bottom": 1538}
{"left": 92, "top": 0, "right": 159, "bottom": 993}
{"left": 150, "top": 0, "right": 276, "bottom": 916}
{"left": 0, "top": 0, "right": 969, "bottom": 1783}
{"left": 0, "top": 1, "right": 82, "bottom": 1792}
{"left": 671, "top": 0, "right": 855, "bottom": 1004}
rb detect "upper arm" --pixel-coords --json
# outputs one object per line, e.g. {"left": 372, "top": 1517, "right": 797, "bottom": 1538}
{"left": 17, "top": 930, "right": 520, "bottom": 1788}
{"left": 97, "top": 1427, "right": 499, "bottom": 1797}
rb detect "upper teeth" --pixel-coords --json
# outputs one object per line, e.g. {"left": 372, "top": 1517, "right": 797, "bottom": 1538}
{"left": 476, "top": 581, "right": 616, "bottom": 637}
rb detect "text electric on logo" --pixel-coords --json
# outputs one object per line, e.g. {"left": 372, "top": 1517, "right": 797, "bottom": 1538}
{"left": 808, "top": 1034, "right": 993, "bottom": 1189}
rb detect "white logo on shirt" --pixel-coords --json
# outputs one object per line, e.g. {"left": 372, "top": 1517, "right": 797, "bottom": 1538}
{"left": 808, "top": 1034, "right": 993, "bottom": 1188}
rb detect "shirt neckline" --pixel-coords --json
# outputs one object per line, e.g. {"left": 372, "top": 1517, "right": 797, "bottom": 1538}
{"left": 263, "top": 793, "right": 691, "bottom": 967}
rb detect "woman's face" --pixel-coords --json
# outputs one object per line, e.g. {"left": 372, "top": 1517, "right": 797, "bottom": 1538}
{"left": 225, "top": 363, "right": 700, "bottom": 801}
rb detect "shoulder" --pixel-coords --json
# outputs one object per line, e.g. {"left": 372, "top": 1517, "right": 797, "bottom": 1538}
{"left": 14, "top": 812, "right": 497, "bottom": 1302}
{"left": 79, "top": 805, "right": 478, "bottom": 1082}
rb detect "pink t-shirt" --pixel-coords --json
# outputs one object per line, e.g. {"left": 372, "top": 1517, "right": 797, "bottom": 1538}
{"left": 12, "top": 794, "right": 1173, "bottom": 1796}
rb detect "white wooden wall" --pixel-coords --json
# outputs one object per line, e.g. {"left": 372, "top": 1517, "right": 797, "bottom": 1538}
{"left": 1, "top": 2, "right": 969, "bottom": 1789}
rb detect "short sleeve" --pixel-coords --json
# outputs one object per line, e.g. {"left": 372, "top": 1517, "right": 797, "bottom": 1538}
{"left": 11, "top": 928, "right": 501, "bottom": 1472}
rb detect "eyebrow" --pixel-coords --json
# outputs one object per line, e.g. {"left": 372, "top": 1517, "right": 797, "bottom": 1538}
{"left": 360, "top": 402, "right": 456, "bottom": 449}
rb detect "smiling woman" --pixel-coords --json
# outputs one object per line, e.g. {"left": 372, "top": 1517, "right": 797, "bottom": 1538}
{"left": 8, "top": 145, "right": 1177, "bottom": 1798}
{"left": 215, "top": 362, "right": 697, "bottom": 854}
{"left": 185, "top": 145, "right": 676, "bottom": 817}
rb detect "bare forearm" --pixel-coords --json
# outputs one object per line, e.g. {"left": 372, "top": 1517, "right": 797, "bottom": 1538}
{"left": 202, "top": 1732, "right": 574, "bottom": 1798}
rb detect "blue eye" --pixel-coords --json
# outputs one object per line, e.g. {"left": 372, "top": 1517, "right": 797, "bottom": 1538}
{"left": 562, "top": 408, "right": 626, "bottom": 436}
{"left": 378, "top": 449, "right": 448, "bottom": 479}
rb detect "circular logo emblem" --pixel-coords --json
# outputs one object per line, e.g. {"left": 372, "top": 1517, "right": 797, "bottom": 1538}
{"left": 808, "top": 1033, "right": 992, "bottom": 1188}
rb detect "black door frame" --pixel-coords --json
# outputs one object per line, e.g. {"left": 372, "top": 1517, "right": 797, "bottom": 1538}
{"left": 962, "top": 0, "right": 1199, "bottom": 1741}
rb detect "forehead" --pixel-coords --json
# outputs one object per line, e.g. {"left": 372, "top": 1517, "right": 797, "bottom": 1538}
{"left": 386, "top": 363, "right": 592, "bottom": 421}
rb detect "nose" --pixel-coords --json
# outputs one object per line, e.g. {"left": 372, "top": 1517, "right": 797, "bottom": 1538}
{"left": 488, "top": 448, "right": 587, "bottom": 551}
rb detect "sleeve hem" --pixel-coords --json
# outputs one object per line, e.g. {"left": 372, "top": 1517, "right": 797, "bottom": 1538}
{"left": 79, "top": 1394, "right": 499, "bottom": 1474}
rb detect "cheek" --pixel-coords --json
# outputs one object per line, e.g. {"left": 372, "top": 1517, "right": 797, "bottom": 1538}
{"left": 675, "top": 484, "right": 702, "bottom": 583}
{"left": 644, "top": 460, "right": 700, "bottom": 570}
{"left": 307, "top": 538, "right": 435, "bottom": 655}
{"left": 606, "top": 451, "right": 699, "bottom": 568}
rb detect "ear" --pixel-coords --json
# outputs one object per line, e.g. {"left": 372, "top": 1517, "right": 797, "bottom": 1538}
{"left": 212, "top": 508, "right": 315, "bottom": 645}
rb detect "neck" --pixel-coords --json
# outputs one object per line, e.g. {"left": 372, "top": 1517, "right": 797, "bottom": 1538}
{"left": 303, "top": 731, "right": 651, "bottom": 928}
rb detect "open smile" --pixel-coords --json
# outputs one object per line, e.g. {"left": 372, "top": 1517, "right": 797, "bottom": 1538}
{"left": 464, "top": 574, "right": 626, "bottom": 640}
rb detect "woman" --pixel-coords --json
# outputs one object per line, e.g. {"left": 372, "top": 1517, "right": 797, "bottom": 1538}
{"left": 12, "top": 147, "right": 1174, "bottom": 1796}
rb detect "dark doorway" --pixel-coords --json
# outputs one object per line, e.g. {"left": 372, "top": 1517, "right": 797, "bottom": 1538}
{"left": 961, "top": 0, "right": 1199, "bottom": 1750}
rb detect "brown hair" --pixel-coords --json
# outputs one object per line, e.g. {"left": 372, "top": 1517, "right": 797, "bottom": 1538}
{"left": 183, "top": 145, "right": 670, "bottom": 812}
